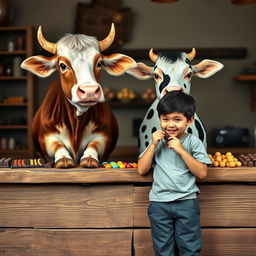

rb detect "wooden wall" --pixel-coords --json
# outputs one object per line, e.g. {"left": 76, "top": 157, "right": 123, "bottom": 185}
{"left": 0, "top": 168, "right": 255, "bottom": 255}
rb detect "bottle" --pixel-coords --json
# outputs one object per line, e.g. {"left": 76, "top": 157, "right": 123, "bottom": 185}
{"left": 8, "top": 137, "right": 15, "bottom": 150}
{"left": 7, "top": 38, "right": 15, "bottom": 52}
{"left": 1, "top": 137, "right": 7, "bottom": 150}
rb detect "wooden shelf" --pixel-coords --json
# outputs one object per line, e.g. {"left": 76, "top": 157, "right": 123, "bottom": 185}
{"left": 0, "top": 103, "right": 27, "bottom": 107}
{"left": 0, "top": 76, "right": 27, "bottom": 80}
{"left": 109, "top": 100, "right": 153, "bottom": 108}
{"left": 236, "top": 74, "right": 256, "bottom": 81}
{"left": 107, "top": 47, "right": 247, "bottom": 60}
{"left": 0, "top": 50, "right": 27, "bottom": 55}
{"left": 235, "top": 74, "right": 256, "bottom": 111}
{"left": 0, "top": 27, "right": 29, "bottom": 32}
{"left": 0, "top": 125, "right": 28, "bottom": 129}
{"left": 0, "top": 26, "right": 36, "bottom": 157}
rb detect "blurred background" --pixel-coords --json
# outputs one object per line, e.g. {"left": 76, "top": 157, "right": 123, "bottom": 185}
{"left": 0, "top": 0, "right": 256, "bottom": 158}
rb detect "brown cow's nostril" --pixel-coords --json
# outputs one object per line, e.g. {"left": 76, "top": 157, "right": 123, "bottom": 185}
{"left": 79, "top": 87, "right": 85, "bottom": 94}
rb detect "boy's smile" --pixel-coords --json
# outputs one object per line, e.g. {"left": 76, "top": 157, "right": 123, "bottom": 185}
{"left": 160, "top": 112, "right": 194, "bottom": 139}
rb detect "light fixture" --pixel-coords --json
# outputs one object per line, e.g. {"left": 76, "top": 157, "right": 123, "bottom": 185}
{"left": 231, "top": 0, "right": 256, "bottom": 4}
{"left": 151, "top": 0, "right": 179, "bottom": 3}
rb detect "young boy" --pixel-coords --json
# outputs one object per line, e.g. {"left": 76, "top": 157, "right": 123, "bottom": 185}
{"left": 138, "top": 90, "right": 211, "bottom": 256}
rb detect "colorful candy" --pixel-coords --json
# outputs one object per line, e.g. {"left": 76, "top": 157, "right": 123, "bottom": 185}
{"left": 101, "top": 161, "right": 138, "bottom": 168}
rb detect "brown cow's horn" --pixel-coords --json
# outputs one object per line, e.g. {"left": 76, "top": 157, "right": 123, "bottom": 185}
{"left": 99, "top": 23, "right": 115, "bottom": 52}
{"left": 187, "top": 48, "right": 196, "bottom": 61}
{"left": 37, "top": 26, "right": 57, "bottom": 54}
{"left": 149, "top": 48, "right": 158, "bottom": 62}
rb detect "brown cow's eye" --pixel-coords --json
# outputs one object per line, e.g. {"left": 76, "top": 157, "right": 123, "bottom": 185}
{"left": 59, "top": 63, "right": 68, "bottom": 72}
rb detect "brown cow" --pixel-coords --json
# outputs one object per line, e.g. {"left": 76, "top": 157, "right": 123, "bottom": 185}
{"left": 21, "top": 24, "right": 136, "bottom": 168}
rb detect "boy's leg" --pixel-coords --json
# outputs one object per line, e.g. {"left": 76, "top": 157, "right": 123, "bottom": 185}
{"left": 174, "top": 199, "right": 202, "bottom": 256}
{"left": 148, "top": 201, "right": 175, "bottom": 256}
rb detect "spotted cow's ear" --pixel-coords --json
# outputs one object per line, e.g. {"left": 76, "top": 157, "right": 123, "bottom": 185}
{"left": 21, "top": 55, "right": 57, "bottom": 77}
{"left": 101, "top": 54, "right": 137, "bottom": 76}
{"left": 126, "top": 62, "right": 153, "bottom": 80}
{"left": 192, "top": 59, "right": 224, "bottom": 78}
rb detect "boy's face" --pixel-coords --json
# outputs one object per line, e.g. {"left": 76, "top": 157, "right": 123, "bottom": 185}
{"left": 159, "top": 112, "right": 194, "bottom": 139}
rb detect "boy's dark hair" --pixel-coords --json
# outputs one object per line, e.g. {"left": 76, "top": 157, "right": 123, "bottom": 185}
{"left": 157, "top": 90, "right": 196, "bottom": 120}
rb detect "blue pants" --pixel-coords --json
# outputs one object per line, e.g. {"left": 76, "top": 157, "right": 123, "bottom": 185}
{"left": 148, "top": 199, "right": 202, "bottom": 256}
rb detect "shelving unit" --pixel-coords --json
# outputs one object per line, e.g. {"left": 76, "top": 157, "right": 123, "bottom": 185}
{"left": 0, "top": 26, "right": 36, "bottom": 158}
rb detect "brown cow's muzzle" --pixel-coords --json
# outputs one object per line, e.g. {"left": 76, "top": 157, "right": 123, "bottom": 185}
{"left": 77, "top": 85, "right": 102, "bottom": 106}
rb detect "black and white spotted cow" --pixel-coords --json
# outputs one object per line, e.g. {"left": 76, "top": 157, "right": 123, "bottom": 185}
{"left": 127, "top": 48, "right": 224, "bottom": 153}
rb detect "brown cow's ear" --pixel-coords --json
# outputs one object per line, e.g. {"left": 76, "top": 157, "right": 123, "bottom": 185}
{"left": 101, "top": 54, "right": 137, "bottom": 76}
{"left": 193, "top": 59, "right": 224, "bottom": 78}
{"left": 21, "top": 55, "right": 57, "bottom": 77}
{"left": 126, "top": 62, "right": 153, "bottom": 80}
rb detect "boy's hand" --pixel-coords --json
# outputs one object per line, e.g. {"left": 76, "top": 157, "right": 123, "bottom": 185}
{"left": 152, "top": 130, "right": 165, "bottom": 146}
{"left": 167, "top": 136, "right": 185, "bottom": 154}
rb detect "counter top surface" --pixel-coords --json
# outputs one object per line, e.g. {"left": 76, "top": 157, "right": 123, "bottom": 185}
{"left": 0, "top": 167, "right": 255, "bottom": 184}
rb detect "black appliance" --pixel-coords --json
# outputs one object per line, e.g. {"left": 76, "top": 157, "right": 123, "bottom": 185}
{"left": 213, "top": 126, "right": 250, "bottom": 147}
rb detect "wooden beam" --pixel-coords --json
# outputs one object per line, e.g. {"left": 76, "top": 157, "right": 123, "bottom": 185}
{"left": 111, "top": 47, "right": 247, "bottom": 59}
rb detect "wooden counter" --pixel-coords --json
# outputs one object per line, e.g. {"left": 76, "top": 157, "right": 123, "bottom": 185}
{"left": 0, "top": 167, "right": 255, "bottom": 256}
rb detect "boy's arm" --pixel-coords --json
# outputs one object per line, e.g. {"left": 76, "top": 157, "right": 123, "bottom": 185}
{"left": 137, "top": 130, "right": 165, "bottom": 175}
{"left": 179, "top": 150, "right": 208, "bottom": 179}
{"left": 137, "top": 143, "right": 156, "bottom": 175}
{"left": 168, "top": 136, "right": 208, "bottom": 179}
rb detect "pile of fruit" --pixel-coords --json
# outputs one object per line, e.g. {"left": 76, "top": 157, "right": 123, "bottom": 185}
{"left": 237, "top": 153, "right": 256, "bottom": 167}
{"left": 101, "top": 161, "right": 138, "bottom": 168}
{"left": 117, "top": 88, "right": 136, "bottom": 102}
{"left": 208, "top": 152, "right": 242, "bottom": 168}
{"left": 141, "top": 88, "right": 156, "bottom": 103}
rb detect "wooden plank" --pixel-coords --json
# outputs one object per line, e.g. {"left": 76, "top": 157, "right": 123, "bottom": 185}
{"left": 0, "top": 184, "right": 133, "bottom": 228}
{"left": 0, "top": 168, "right": 153, "bottom": 183}
{"left": 199, "top": 184, "right": 256, "bottom": 227}
{"left": 0, "top": 229, "right": 132, "bottom": 256}
{"left": 134, "top": 184, "right": 256, "bottom": 227}
{"left": 0, "top": 167, "right": 255, "bottom": 183}
{"left": 202, "top": 228, "right": 256, "bottom": 256}
{"left": 134, "top": 228, "right": 256, "bottom": 256}
{"left": 134, "top": 186, "right": 151, "bottom": 227}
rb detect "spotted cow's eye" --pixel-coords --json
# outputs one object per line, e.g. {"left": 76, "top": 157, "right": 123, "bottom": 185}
{"left": 154, "top": 73, "right": 160, "bottom": 79}
{"left": 186, "top": 72, "right": 192, "bottom": 79}
{"left": 59, "top": 63, "right": 68, "bottom": 72}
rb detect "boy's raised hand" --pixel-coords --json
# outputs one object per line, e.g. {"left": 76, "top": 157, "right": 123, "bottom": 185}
{"left": 152, "top": 130, "right": 165, "bottom": 146}
{"left": 167, "top": 136, "right": 184, "bottom": 154}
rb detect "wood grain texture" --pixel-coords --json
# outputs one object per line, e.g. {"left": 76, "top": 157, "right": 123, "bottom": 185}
{"left": 200, "top": 184, "right": 256, "bottom": 227}
{"left": 0, "top": 229, "right": 132, "bottom": 256}
{"left": 0, "top": 184, "right": 133, "bottom": 228}
{"left": 0, "top": 167, "right": 255, "bottom": 183}
{"left": 0, "top": 168, "right": 152, "bottom": 183}
{"left": 134, "top": 228, "right": 256, "bottom": 256}
{"left": 134, "top": 184, "right": 256, "bottom": 227}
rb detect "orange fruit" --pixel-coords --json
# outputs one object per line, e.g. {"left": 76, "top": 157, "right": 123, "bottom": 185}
{"left": 213, "top": 161, "right": 219, "bottom": 167}
{"left": 236, "top": 161, "right": 242, "bottom": 167}
{"left": 229, "top": 161, "right": 236, "bottom": 168}
{"left": 219, "top": 162, "right": 226, "bottom": 167}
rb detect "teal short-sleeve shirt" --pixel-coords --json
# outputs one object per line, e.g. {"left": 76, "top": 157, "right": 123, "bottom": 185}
{"left": 141, "top": 133, "right": 212, "bottom": 202}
